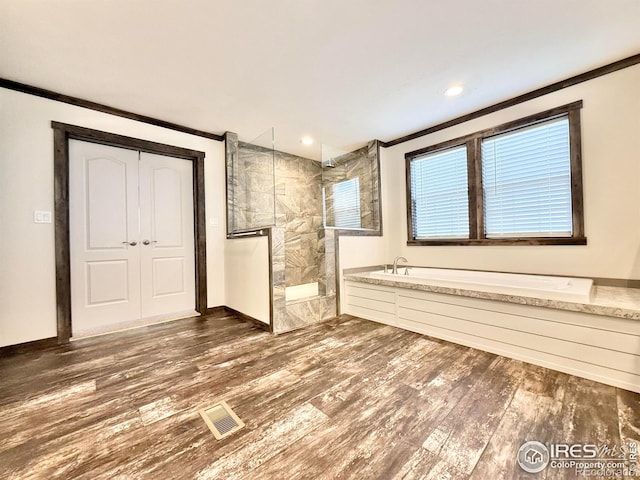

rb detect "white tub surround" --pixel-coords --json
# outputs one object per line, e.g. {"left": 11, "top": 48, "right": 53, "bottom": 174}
{"left": 344, "top": 270, "right": 640, "bottom": 393}
{"left": 348, "top": 270, "right": 640, "bottom": 320}
{"left": 370, "top": 268, "right": 593, "bottom": 303}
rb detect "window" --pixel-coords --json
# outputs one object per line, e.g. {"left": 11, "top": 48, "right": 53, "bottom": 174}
{"left": 410, "top": 145, "right": 469, "bottom": 239}
{"left": 330, "top": 178, "right": 362, "bottom": 229}
{"left": 482, "top": 117, "right": 572, "bottom": 238}
{"left": 406, "top": 101, "right": 585, "bottom": 245}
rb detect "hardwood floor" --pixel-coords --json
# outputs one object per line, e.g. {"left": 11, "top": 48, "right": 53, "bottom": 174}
{"left": 0, "top": 312, "right": 638, "bottom": 479}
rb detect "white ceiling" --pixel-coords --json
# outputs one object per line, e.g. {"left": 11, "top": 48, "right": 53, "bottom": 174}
{"left": 1, "top": 0, "right": 639, "bottom": 159}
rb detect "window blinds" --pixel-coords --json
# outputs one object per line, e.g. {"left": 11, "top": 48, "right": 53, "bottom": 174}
{"left": 410, "top": 145, "right": 469, "bottom": 239}
{"left": 332, "top": 177, "right": 362, "bottom": 229}
{"left": 481, "top": 117, "right": 572, "bottom": 238}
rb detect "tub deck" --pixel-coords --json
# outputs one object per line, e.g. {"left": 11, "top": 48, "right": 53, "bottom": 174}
{"left": 347, "top": 270, "right": 640, "bottom": 320}
{"left": 370, "top": 268, "right": 593, "bottom": 303}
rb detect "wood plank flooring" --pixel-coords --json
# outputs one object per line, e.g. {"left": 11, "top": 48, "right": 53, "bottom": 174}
{"left": 0, "top": 312, "right": 638, "bottom": 479}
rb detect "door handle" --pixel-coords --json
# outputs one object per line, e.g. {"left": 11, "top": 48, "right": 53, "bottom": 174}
{"left": 122, "top": 241, "right": 137, "bottom": 246}
{"left": 142, "top": 240, "right": 157, "bottom": 246}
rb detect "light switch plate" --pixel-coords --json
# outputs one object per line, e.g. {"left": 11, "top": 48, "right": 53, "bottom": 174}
{"left": 34, "top": 210, "right": 52, "bottom": 224}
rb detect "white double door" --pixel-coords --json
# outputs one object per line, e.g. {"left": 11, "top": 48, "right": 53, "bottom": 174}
{"left": 69, "top": 140, "right": 196, "bottom": 336}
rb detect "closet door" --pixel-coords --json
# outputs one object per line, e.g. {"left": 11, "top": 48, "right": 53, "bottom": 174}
{"left": 138, "top": 152, "right": 195, "bottom": 317}
{"left": 69, "top": 140, "right": 141, "bottom": 335}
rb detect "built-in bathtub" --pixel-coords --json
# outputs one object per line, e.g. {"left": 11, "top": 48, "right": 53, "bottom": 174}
{"left": 344, "top": 267, "right": 640, "bottom": 393}
{"left": 370, "top": 268, "right": 593, "bottom": 303}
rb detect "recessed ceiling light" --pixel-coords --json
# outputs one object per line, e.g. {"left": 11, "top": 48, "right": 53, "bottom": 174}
{"left": 301, "top": 136, "right": 314, "bottom": 145}
{"left": 444, "top": 84, "right": 464, "bottom": 97}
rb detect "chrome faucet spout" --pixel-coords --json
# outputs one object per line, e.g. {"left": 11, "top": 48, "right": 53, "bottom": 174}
{"left": 392, "top": 256, "right": 408, "bottom": 274}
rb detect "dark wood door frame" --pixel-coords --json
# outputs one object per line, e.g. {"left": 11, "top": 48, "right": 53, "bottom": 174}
{"left": 52, "top": 121, "right": 208, "bottom": 344}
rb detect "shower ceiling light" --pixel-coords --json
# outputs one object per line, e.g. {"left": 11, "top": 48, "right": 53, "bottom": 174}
{"left": 301, "top": 136, "right": 314, "bottom": 145}
{"left": 444, "top": 84, "right": 464, "bottom": 97}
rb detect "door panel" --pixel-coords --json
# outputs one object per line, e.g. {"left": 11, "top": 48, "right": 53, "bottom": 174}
{"left": 152, "top": 257, "right": 185, "bottom": 296}
{"left": 70, "top": 140, "right": 141, "bottom": 335}
{"left": 86, "top": 157, "right": 129, "bottom": 249}
{"left": 139, "top": 152, "right": 195, "bottom": 317}
{"left": 86, "top": 260, "right": 130, "bottom": 305}
{"left": 151, "top": 168, "right": 184, "bottom": 246}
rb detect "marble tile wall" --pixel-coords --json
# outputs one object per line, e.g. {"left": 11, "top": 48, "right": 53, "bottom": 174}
{"left": 227, "top": 139, "right": 276, "bottom": 233}
{"left": 273, "top": 151, "right": 336, "bottom": 333}
{"left": 323, "top": 140, "right": 380, "bottom": 231}
{"left": 274, "top": 151, "right": 324, "bottom": 288}
{"left": 224, "top": 132, "right": 238, "bottom": 235}
{"left": 271, "top": 228, "right": 337, "bottom": 334}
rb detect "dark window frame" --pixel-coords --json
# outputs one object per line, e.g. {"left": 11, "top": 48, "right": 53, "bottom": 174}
{"left": 405, "top": 100, "right": 586, "bottom": 246}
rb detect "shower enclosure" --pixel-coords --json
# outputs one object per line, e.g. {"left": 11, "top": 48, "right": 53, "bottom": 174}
{"left": 225, "top": 130, "right": 336, "bottom": 333}
{"left": 226, "top": 131, "right": 381, "bottom": 332}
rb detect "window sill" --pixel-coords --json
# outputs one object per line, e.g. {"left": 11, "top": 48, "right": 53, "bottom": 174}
{"left": 407, "top": 237, "right": 587, "bottom": 246}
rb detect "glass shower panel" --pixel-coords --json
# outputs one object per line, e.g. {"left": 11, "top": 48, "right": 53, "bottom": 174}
{"left": 322, "top": 141, "right": 381, "bottom": 232}
{"left": 229, "top": 128, "right": 276, "bottom": 233}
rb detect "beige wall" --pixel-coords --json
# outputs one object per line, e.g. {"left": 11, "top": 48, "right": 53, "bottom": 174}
{"left": 224, "top": 236, "right": 270, "bottom": 324}
{"left": 340, "top": 64, "right": 640, "bottom": 282}
{"left": 0, "top": 88, "right": 227, "bottom": 347}
{"left": 3, "top": 63, "right": 638, "bottom": 345}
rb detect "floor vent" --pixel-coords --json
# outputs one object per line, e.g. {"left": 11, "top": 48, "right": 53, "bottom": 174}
{"left": 199, "top": 401, "right": 244, "bottom": 440}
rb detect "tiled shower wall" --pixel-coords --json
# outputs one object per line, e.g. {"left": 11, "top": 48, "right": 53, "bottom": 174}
{"left": 323, "top": 140, "right": 381, "bottom": 231}
{"left": 271, "top": 150, "right": 337, "bottom": 333}
{"left": 227, "top": 140, "right": 276, "bottom": 232}
{"left": 230, "top": 141, "right": 324, "bottom": 288}
{"left": 274, "top": 152, "right": 324, "bottom": 288}
{"left": 271, "top": 227, "right": 336, "bottom": 334}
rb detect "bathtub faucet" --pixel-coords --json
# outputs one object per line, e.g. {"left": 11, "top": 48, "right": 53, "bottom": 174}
{"left": 392, "top": 256, "right": 408, "bottom": 274}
